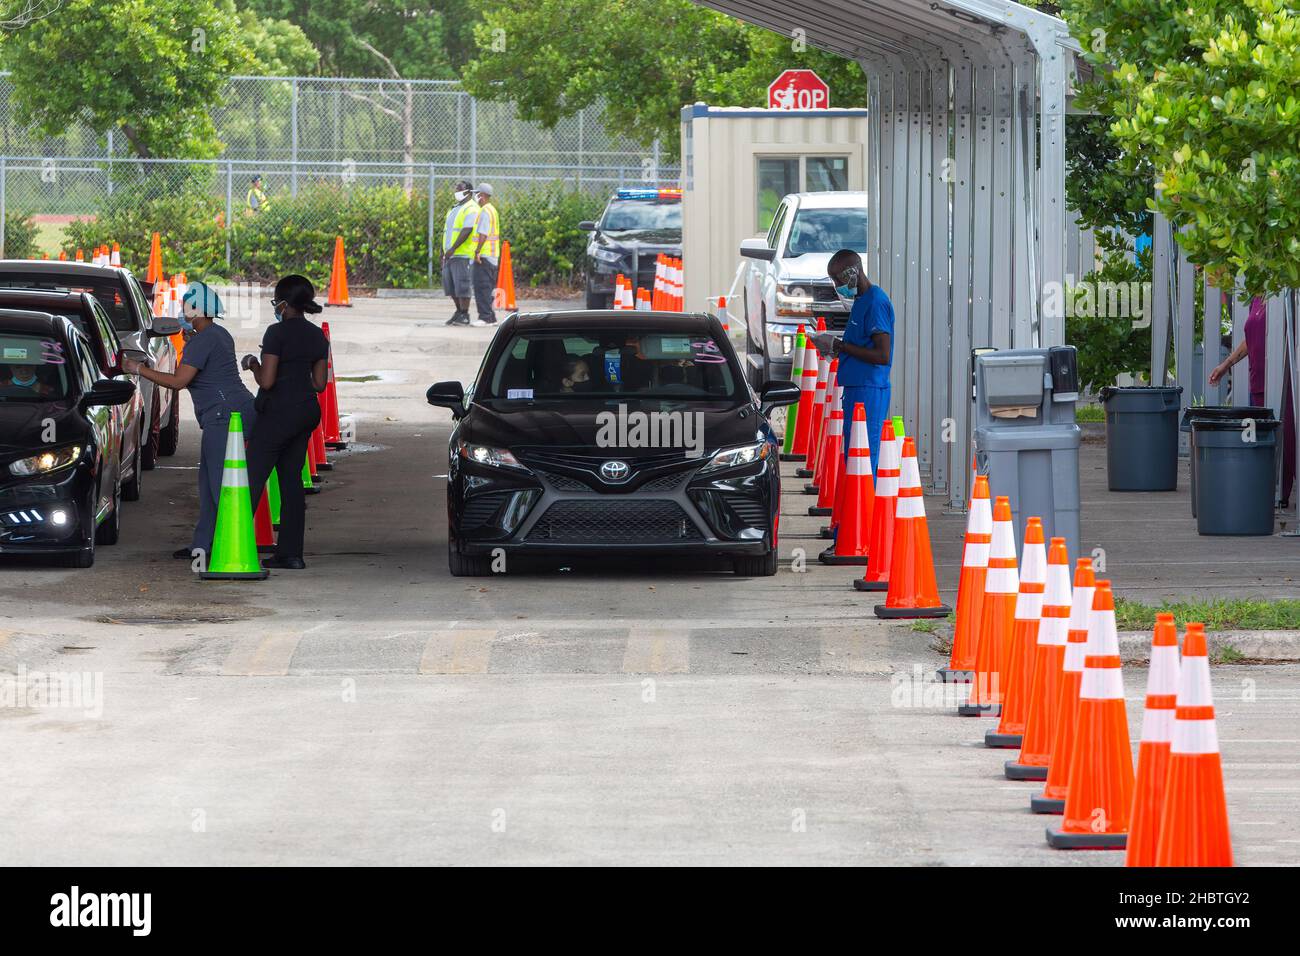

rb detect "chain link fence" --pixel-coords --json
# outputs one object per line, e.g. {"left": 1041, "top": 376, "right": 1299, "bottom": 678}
{"left": 0, "top": 75, "right": 680, "bottom": 289}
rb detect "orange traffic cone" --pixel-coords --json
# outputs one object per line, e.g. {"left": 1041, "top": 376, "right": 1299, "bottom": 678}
{"left": 321, "top": 322, "right": 344, "bottom": 448}
{"left": 1047, "top": 580, "right": 1134, "bottom": 849}
{"left": 326, "top": 236, "right": 352, "bottom": 307}
{"left": 312, "top": 414, "right": 331, "bottom": 471}
{"left": 304, "top": 436, "right": 322, "bottom": 494}
{"left": 1125, "top": 613, "right": 1180, "bottom": 866}
{"left": 959, "top": 496, "right": 1018, "bottom": 716}
{"left": 790, "top": 338, "right": 819, "bottom": 457}
{"left": 496, "top": 240, "right": 517, "bottom": 310}
{"left": 822, "top": 402, "right": 873, "bottom": 566}
{"left": 1032, "top": 558, "right": 1097, "bottom": 813}
{"left": 254, "top": 481, "right": 276, "bottom": 553}
{"left": 938, "top": 474, "right": 992, "bottom": 683}
{"left": 806, "top": 358, "right": 837, "bottom": 494}
{"left": 151, "top": 278, "right": 166, "bottom": 317}
{"left": 987, "top": 517, "right": 1047, "bottom": 747}
{"left": 799, "top": 351, "right": 829, "bottom": 480}
{"left": 1006, "top": 537, "right": 1073, "bottom": 779}
{"left": 146, "top": 231, "right": 162, "bottom": 283}
{"left": 810, "top": 381, "right": 844, "bottom": 517}
{"left": 874, "top": 437, "right": 951, "bottom": 619}
{"left": 854, "top": 419, "right": 897, "bottom": 592}
{"left": 1155, "top": 622, "right": 1232, "bottom": 866}
{"left": 110, "top": 242, "right": 121, "bottom": 267}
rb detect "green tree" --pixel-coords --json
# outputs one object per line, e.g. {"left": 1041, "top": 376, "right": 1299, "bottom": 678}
{"left": 461, "top": 0, "right": 868, "bottom": 154}
{"left": 0, "top": 0, "right": 314, "bottom": 158}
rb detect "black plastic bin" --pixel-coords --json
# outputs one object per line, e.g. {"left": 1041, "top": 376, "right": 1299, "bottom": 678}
{"left": 1180, "top": 406, "right": 1271, "bottom": 516}
{"left": 1191, "top": 417, "right": 1280, "bottom": 535}
{"left": 1100, "top": 386, "right": 1183, "bottom": 491}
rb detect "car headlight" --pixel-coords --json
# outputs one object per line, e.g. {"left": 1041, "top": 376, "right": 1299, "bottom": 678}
{"left": 766, "top": 323, "right": 801, "bottom": 357}
{"left": 700, "top": 442, "right": 770, "bottom": 474}
{"left": 9, "top": 445, "right": 83, "bottom": 477}
{"left": 775, "top": 283, "right": 814, "bottom": 316}
{"left": 457, "top": 441, "right": 527, "bottom": 470}
{"left": 591, "top": 247, "right": 623, "bottom": 264}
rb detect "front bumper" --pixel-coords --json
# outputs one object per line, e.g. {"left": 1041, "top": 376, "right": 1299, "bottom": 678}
{"left": 0, "top": 467, "right": 92, "bottom": 553}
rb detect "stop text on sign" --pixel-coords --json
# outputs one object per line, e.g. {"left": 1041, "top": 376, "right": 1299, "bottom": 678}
{"left": 768, "top": 70, "right": 830, "bottom": 110}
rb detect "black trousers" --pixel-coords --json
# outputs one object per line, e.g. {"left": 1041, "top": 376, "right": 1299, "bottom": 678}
{"left": 246, "top": 397, "right": 321, "bottom": 560}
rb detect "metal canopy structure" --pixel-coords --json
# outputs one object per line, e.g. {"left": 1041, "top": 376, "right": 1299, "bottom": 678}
{"left": 697, "top": 0, "right": 1078, "bottom": 507}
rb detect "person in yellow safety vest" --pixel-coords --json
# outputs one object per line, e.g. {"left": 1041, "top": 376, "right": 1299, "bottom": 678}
{"left": 471, "top": 183, "right": 501, "bottom": 326}
{"left": 246, "top": 175, "right": 270, "bottom": 214}
{"left": 441, "top": 178, "right": 479, "bottom": 326}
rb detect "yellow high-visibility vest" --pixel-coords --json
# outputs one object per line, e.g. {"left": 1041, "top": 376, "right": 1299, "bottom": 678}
{"left": 247, "top": 186, "right": 270, "bottom": 212}
{"left": 476, "top": 203, "right": 500, "bottom": 258}
{"left": 445, "top": 200, "right": 480, "bottom": 257}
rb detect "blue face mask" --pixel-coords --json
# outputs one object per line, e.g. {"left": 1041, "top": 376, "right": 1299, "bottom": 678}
{"left": 177, "top": 314, "right": 194, "bottom": 332}
{"left": 832, "top": 265, "right": 861, "bottom": 301}
{"left": 12, "top": 372, "right": 35, "bottom": 387}
{"left": 835, "top": 284, "right": 858, "bottom": 300}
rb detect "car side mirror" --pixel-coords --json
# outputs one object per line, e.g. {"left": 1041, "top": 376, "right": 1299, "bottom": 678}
{"left": 426, "top": 380, "right": 466, "bottom": 415}
{"left": 149, "top": 314, "right": 183, "bottom": 337}
{"left": 739, "top": 238, "right": 776, "bottom": 262}
{"left": 116, "top": 347, "right": 150, "bottom": 376}
{"left": 577, "top": 220, "right": 597, "bottom": 232}
{"left": 759, "top": 379, "right": 800, "bottom": 414}
{"left": 82, "top": 378, "right": 136, "bottom": 409}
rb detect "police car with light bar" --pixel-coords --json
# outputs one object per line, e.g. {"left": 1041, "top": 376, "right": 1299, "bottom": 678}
{"left": 579, "top": 188, "right": 683, "bottom": 309}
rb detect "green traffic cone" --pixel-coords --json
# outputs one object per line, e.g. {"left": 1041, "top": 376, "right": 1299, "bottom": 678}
{"left": 200, "top": 412, "right": 269, "bottom": 580}
{"left": 892, "top": 415, "right": 905, "bottom": 439}
{"left": 779, "top": 326, "right": 806, "bottom": 461}
{"left": 268, "top": 466, "right": 281, "bottom": 528}
{"left": 302, "top": 452, "right": 320, "bottom": 495}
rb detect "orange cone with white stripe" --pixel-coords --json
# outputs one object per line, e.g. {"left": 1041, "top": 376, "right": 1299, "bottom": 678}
{"left": 1125, "top": 613, "right": 1180, "bottom": 866}
{"left": 959, "top": 496, "right": 1018, "bottom": 716}
{"left": 854, "top": 419, "right": 897, "bottom": 592}
{"left": 1032, "top": 559, "right": 1095, "bottom": 813}
{"left": 790, "top": 338, "right": 819, "bottom": 456}
{"left": 874, "top": 437, "right": 951, "bottom": 619}
{"left": 1006, "top": 537, "right": 1073, "bottom": 779}
{"left": 1155, "top": 622, "right": 1232, "bottom": 866}
{"left": 799, "top": 350, "right": 829, "bottom": 480}
{"left": 1047, "top": 580, "right": 1134, "bottom": 849}
{"left": 822, "top": 402, "right": 872, "bottom": 565}
{"left": 987, "top": 517, "right": 1046, "bottom": 747}
{"left": 810, "top": 381, "right": 843, "bottom": 518}
{"left": 806, "top": 358, "right": 838, "bottom": 494}
{"left": 938, "top": 474, "right": 992, "bottom": 683}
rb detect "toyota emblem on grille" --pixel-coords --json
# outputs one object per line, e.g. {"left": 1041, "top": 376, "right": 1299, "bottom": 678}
{"left": 600, "top": 460, "right": 631, "bottom": 482}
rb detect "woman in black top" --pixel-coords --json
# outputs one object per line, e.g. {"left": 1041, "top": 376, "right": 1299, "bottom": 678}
{"left": 242, "top": 275, "right": 329, "bottom": 570}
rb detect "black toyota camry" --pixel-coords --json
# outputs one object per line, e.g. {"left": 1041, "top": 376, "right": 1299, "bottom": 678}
{"left": 428, "top": 311, "right": 800, "bottom": 576}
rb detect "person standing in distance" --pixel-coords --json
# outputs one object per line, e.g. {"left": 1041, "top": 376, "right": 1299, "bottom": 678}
{"left": 470, "top": 183, "right": 501, "bottom": 326}
{"left": 246, "top": 174, "right": 270, "bottom": 214}
{"left": 815, "top": 249, "right": 894, "bottom": 476}
{"left": 441, "top": 178, "right": 479, "bottom": 326}
{"left": 242, "top": 275, "right": 329, "bottom": 570}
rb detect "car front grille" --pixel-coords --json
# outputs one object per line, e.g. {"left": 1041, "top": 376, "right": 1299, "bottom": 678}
{"left": 721, "top": 493, "right": 768, "bottom": 528}
{"left": 536, "top": 470, "right": 591, "bottom": 491}
{"left": 525, "top": 500, "right": 702, "bottom": 543}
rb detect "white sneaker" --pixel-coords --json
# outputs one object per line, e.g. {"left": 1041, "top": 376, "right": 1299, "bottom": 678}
{"left": 470, "top": 318, "right": 491, "bottom": 327}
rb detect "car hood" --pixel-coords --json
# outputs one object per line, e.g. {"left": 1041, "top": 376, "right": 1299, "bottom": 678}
{"left": 463, "top": 398, "right": 763, "bottom": 457}
{"left": 598, "top": 229, "right": 682, "bottom": 250}
{"left": 0, "top": 400, "right": 88, "bottom": 456}
{"left": 777, "top": 252, "right": 837, "bottom": 283}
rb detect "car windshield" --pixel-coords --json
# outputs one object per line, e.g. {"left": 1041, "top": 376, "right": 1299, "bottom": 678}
{"left": 0, "top": 274, "right": 134, "bottom": 332}
{"left": 485, "top": 330, "right": 736, "bottom": 400}
{"left": 0, "top": 332, "right": 72, "bottom": 400}
{"left": 601, "top": 200, "right": 682, "bottom": 233}
{"left": 785, "top": 206, "right": 869, "bottom": 256}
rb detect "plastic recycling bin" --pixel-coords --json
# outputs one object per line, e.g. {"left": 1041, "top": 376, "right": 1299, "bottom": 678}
{"left": 1180, "top": 405, "right": 1271, "bottom": 517}
{"left": 1191, "top": 417, "right": 1279, "bottom": 535}
{"left": 1099, "top": 386, "right": 1182, "bottom": 491}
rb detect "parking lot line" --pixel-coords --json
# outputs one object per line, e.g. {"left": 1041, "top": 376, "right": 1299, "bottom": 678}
{"left": 622, "top": 628, "right": 690, "bottom": 673}
{"left": 419, "top": 629, "right": 495, "bottom": 674}
{"left": 220, "top": 631, "right": 308, "bottom": 677}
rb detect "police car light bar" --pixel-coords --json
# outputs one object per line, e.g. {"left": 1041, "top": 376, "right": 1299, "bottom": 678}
{"left": 616, "top": 188, "right": 682, "bottom": 200}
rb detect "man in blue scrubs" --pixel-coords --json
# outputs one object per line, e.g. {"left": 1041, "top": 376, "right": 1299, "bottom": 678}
{"left": 813, "top": 249, "right": 893, "bottom": 476}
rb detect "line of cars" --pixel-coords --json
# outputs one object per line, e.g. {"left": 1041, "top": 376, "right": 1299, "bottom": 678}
{"left": 0, "top": 260, "right": 182, "bottom": 567}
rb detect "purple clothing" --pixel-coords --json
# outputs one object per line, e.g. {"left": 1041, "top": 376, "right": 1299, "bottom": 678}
{"left": 1245, "top": 296, "right": 1267, "bottom": 402}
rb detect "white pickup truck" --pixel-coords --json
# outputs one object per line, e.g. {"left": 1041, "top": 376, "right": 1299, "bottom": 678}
{"left": 737, "top": 191, "right": 869, "bottom": 389}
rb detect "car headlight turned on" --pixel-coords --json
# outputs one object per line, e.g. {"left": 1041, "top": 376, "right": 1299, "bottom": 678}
{"left": 457, "top": 441, "right": 527, "bottom": 471}
{"left": 775, "top": 283, "right": 814, "bottom": 317}
{"left": 700, "top": 441, "right": 769, "bottom": 474}
{"left": 9, "top": 445, "right": 82, "bottom": 477}
{"left": 766, "top": 323, "right": 801, "bottom": 358}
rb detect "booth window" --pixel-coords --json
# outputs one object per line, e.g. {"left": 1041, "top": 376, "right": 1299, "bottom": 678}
{"left": 806, "top": 156, "right": 848, "bottom": 191}
{"left": 756, "top": 155, "right": 850, "bottom": 231}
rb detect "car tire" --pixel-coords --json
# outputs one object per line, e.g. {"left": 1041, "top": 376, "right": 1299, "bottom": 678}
{"left": 95, "top": 482, "right": 121, "bottom": 546}
{"left": 141, "top": 393, "right": 160, "bottom": 471}
{"left": 158, "top": 389, "right": 180, "bottom": 457}
{"left": 733, "top": 548, "right": 778, "bottom": 577}
{"left": 585, "top": 289, "right": 611, "bottom": 310}
{"left": 121, "top": 437, "right": 142, "bottom": 502}
{"left": 448, "top": 539, "right": 493, "bottom": 576}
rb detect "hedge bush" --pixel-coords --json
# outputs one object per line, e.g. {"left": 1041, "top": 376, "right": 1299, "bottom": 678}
{"left": 4, "top": 211, "right": 40, "bottom": 259}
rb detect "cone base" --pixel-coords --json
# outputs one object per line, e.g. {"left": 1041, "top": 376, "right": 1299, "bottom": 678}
{"left": 317, "top": 462, "right": 334, "bottom": 471}
{"left": 1045, "top": 827, "right": 1127, "bottom": 850}
{"left": 958, "top": 702, "right": 1000, "bottom": 717}
{"left": 802, "top": 484, "right": 819, "bottom": 495}
{"left": 808, "top": 506, "right": 832, "bottom": 516}
{"left": 326, "top": 441, "right": 348, "bottom": 450}
{"left": 936, "top": 667, "right": 973, "bottom": 683}
{"left": 819, "top": 526, "right": 833, "bottom": 539}
{"left": 853, "top": 578, "right": 888, "bottom": 592}
{"left": 795, "top": 468, "right": 814, "bottom": 478}
{"left": 199, "top": 569, "right": 270, "bottom": 581}
{"left": 874, "top": 602, "right": 951, "bottom": 620}
{"left": 1030, "top": 795, "right": 1065, "bottom": 815}
{"left": 325, "top": 302, "right": 353, "bottom": 308}
{"left": 778, "top": 453, "right": 802, "bottom": 462}
{"left": 819, "top": 551, "right": 867, "bottom": 566}
{"left": 984, "top": 731, "right": 1022, "bottom": 749}
{"left": 305, "top": 486, "right": 321, "bottom": 496}
{"left": 1005, "top": 760, "right": 1048, "bottom": 781}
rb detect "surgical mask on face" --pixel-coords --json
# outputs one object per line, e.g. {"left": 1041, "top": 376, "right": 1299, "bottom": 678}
{"left": 177, "top": 315, "right": 194, "bottom": 332}
{"left": 832, "top": 265, "right": 861, "bottom": 302}
{"left": 454, "top": 189, "right": 469, "bottom": 202}
{"left": 11, "top": 372, "right": 35, "bottom": 387}
{"left": 835, "top": 284, "right": 859, "bottom": 300}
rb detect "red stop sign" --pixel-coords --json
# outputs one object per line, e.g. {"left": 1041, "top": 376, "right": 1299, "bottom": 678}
{"left": 767, "top": 70, "right": 830, "bottom": 110}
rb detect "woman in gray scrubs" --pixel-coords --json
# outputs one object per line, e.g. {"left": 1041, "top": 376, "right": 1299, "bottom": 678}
{"left": 123, "top": 281, "right": 257, "bottom": 563}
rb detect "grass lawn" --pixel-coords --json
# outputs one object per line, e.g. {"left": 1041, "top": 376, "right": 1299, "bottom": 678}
{"left": 1114, "top": 597, "right": 1300, "bottom": 631}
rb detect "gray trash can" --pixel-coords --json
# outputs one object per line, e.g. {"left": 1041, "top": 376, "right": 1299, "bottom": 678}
{"left": 1192, "top": 417, "right": 1279, "bottom": 535}
{"left": 1100, "top": 386, "right": 1183, "bottom": 491}
{"left": 1180, "top": 405, "right": 1271, "bottom": 516}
